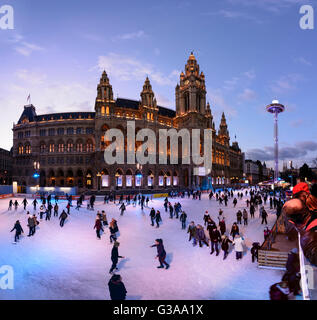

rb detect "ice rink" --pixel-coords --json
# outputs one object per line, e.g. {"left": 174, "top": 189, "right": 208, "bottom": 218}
{"left": 0, "top": 191, "right": 283, "bottom": 300}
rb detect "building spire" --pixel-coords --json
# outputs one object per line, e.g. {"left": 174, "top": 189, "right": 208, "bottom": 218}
{"left": 141, "top": 76, "right": 156, "bottom": 108}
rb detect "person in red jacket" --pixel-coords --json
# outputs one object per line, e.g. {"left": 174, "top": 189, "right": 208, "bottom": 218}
{"left": 94, "top": 217, "right": 104, "bottom": 239}
{"left": 282, "top": 198, "right": 317, "bottom": 266}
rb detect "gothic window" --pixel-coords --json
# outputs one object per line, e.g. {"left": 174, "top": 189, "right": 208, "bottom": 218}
{"left": 67, "top": 141, "right": 74, "bottom": 152}
{"left": 25, "top": 144, "right": 31, "bottom": 154}
{"left": 49, "top": 143, "right": 55, "bottom": 153}
{"left": 48, "top": 129, "right": 55, "bottom": 136}
{"left": 58, "top": 143, "right": 64, "bottom": 153}
{"left": 57, "top": 128, "right": 64, "bottom": 135}
{"left": 18, "top": 144, "right": 24, "bottom": 155}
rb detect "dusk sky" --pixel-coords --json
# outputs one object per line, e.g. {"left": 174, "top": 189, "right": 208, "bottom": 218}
{"left": 0, "top": 0, "right": 316, "bottom": 169}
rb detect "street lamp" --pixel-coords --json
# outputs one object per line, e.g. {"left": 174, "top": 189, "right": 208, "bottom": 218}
{"left": 266, "top": 100, "right": 285, "bottom": 185}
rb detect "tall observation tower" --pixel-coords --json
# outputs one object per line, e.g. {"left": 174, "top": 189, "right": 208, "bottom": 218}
{"left": 266, "top": 100, "right": 285, "bottom": 185}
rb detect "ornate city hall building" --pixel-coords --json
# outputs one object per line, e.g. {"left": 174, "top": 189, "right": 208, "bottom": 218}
{"left": 12, "top": 53, "right": 244, "bottom": 192}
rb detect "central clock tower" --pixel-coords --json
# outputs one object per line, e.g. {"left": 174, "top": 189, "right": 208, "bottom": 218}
{"left": 175, "top": 53, "right": 212, "bottom": 129}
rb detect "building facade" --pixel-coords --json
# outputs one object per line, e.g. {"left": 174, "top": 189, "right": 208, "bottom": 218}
{"left": 244, "top": 160, "right": 270, "bottom": 185}
{"left": 0, "top": 148, "right": 12, "bottom": 185}
{"left": 12, "top": 53, "right": 244, "bottom": 192}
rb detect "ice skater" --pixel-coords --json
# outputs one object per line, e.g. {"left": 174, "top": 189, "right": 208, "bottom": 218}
{"left": 233, "top": 234, "right": 245, "bottom": 260}
{"left": 8, "top": 199, "right": 13, "bottom": 210}
{"left": 10, "top": 220, "right": 24, "bottom": 243}
{"left": 155, "top": 210, "right": 162, "bottom": 228}
{"left": 221, "top": 235, "right": 232, "bottom": 260}
{"left": 109, "top": 241, "right": 125, "bottom": 274}
{"left": 180, "top": 211, "right": 187, "bottom": 229}
{"left": 108, "top": 274, "right": 127, "bottom": 300}
{"left": 149, "top": 208, "right": 156, "bottom": 226}
{"left": 22, "top": 198, "right": 28, "bottom": 210}
{"left": 119, "top": 202, "right": 126, "bottom": 216}
{"left": 94, "top": 216, "right": 104, "bottom": 239}
{"left": 150, "top": 239, "right": 169, "bottom": 269}
{"left": 59, "top": 210, "right": 68, "bottom": 227}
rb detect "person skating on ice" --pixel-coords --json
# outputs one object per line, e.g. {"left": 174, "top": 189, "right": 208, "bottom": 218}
{"left": 101, "top": 211, "right": 108, "bottom": 226}
{"left": 54, "top": 203, "right": 59, "bottom": 217}
{"left": 11, "top": 220, "right": 24, "bottom": 243}
{"left": 208, "top": 225, "right": 221, "bottom": 256}
{"left": 32, "top": 198, "right": 38, "bottom": 211}
{"left": 155, "top": 210, "right": 162, "bottom": 228}
{"left": 8, "top": 199, "right": 13, "bottom": 211}
{"left": 14, "top": 200, "right": 19, "bottom": 211}
{"left": 180, "top": 211, "right": 187, "bottom": 230}
{"left": 119, "top": 202, "right": 126, "bottom": 216}
{"left": 203, "top": 211, "right": 211, "bottom": 226}
{"left": 196, "top": 224, "right": 209, "bottom": 248}
{"left": 187, "top": 221, "right": 197, "bottom": 246}
{"left": 230, "top": 222, "right": 239, "bottom": 240}
{"left": 22, "top": 198, "right": 28, "bottom": 210}
{"left": 109, "top": 219, "right": 118, "bottom": 243}
{"left": 243, "top": 209, "right": 248, "bottom": 225}
{"left": 150, "top": 239, "right": 169, "bottom": 269}
{"left": 108, "top": 274, "right": 127, "bottom": 300}
{"left": 27, "top": 215, "right": 35, "bottom": 237}
{"left": 149, "top": 208, "right": 156, "bottom": 226}
{"left": 233, "top": 234, "right": 245, "bottom": 260}
{"left": 59, "top": 210, "right": 68, "bottom": 227}
{"left": 94, "top": 216, "right": 104, "bottom": 240}
{"left": 109, "top": 241, "right": 125, "bottom": 274}
{"left": 221, "top": 235, "right": 233, "bottom": 260}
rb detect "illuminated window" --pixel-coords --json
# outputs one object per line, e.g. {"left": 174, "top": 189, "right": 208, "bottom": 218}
{"left": 67, "top": 142, "right": 73, "bottom": 152}
{"left": 58, "top": 144, "right": 64, "bottom": 153}
{"left": 77, "top": 143, "right": 83, "bottom": 152}
{"left": 40, "top": 144, "right": 46, "bottom": 153}
{"left": 25, "top": 144, "right": 31, "bottom": 154}
{"left": 49, "top": 144, "right": 55, "bottom": 153}
{"left": 18, "top": 145, "right": 24, "bottom": 155}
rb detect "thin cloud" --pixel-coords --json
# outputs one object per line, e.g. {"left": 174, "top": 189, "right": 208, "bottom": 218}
{"left": 270, "top": 74, "right": 304, "bottom": 94}
{"left": 247, "top": 141, "right": 317, "bottom": 162}
{"left": 9, "top": 34, "right": 44, "bottom": 56}
{"left": 113, "top": 30, "right": 147, "bottom": 41}
{"left": 238, "top": 88, "right": 256, "bottom": 101}
{"left": 294, "top": 57, "right": 312, "bottom": 67}
{"left": 97, "top": 53, "right": 178, "bottom": 86}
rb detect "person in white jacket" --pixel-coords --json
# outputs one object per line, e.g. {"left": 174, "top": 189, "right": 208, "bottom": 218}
{"left": 233, "top": 234, "right": 245, "bottom": 260}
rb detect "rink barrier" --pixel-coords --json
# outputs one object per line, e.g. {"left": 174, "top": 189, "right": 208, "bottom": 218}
{"left": 33, "top": 194, "right": 81, "bottom": 200}
{"left": 258, "top": 250, "right": 288, "bottom": 270}
{"left": 0, "top": 193, "right": 13, "bottom": 199}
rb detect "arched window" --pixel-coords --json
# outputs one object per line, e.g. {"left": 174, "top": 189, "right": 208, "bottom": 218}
{"left": 25, "top": 144, "right": 31, "bottom": 154}
{"left": 40, "top": 143, "right": 46, "bottom": 153}
{"left": 49, "top": 143, "right": 55, "bottom": 153}
{"left": 18, "top": 144, "right": 24, "bottom": 155}
{"left": 58, "top": 142, "right": 64, "bottom": 153}
{"left": 67, "top": 140, "right": 73, "bottom": 152}
{"left": 86, "top": 140, "right": 94, "bottom": 152}
{"left": 76, "top": 141, "right": 83, "bottom": 152}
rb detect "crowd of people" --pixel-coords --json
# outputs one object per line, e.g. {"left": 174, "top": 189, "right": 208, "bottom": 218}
{"left": 6, "top": 184, "right": 292, "bottom": 300}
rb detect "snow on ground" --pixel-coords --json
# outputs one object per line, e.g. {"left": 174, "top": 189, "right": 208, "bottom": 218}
{"left": 0, "top": 191, "right": 283, "bottom": 300}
